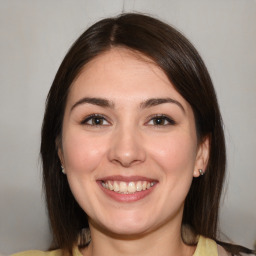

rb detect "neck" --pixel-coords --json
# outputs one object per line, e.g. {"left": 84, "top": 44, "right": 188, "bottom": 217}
{"left": 80, "top": 220, "right": 196, "bottom": 256}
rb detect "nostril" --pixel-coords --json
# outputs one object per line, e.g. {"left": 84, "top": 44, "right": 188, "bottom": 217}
{"left": 107, "top": 131, "right": 146, "bottom": 166}
{"left": 112, "top": 158, "right": 136, "bottom": 168}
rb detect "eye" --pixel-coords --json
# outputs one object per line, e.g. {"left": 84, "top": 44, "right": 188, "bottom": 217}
{"left": 147, "top": 115, "right": 176, "bottom": 126}
{"left": 81, "top": 114, "right": 110, "bottom": 126}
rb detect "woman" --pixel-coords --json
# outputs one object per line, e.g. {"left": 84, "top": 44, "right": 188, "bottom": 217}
{"left": 12, "top": 13, "right": 255, "bottom": 256}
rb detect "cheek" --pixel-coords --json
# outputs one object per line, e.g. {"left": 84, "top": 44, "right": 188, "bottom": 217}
{"left": 147, "top": 132, "right": 197, "bottom": 214}
{"left": 61, "top": 130, "right": 107, "bottom": 214}
{"left": 62, "top": 130, "right": 107, "bottom": 174}
{"left": 148, "top": 132, "right": 197, "bottom": 175}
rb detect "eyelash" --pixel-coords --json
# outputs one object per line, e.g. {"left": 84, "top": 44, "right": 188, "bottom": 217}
{"left": 146, "top": 114, "right": 176, "bottom": 126}
{"left": 80, "top": 114, "right": 110, "bottom": 126}
{"left": 81, "top": 114, "right": 176, "bottom": 127}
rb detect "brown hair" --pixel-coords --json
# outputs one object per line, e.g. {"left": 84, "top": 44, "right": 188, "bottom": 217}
{"left": 40, "top": 13, "right": 253, "bottom": 255}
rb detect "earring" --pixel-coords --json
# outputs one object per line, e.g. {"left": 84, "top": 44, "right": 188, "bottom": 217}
{"left": 199, "top": 169, "right": 204, "bottom": 176}
{"left": 61, "top": 165, "right": 66, "bottom": 174}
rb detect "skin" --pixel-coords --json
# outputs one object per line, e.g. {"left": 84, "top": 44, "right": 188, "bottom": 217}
{"left": 58, "top": 48, "right": 209, "bottom": 256}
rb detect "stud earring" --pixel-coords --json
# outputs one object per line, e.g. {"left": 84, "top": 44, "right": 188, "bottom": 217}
{"left": 61, "top": 165, "right": 66, "bottom": 174}
{"left": 199, "top": 169, "right": 204, "bottom": 176}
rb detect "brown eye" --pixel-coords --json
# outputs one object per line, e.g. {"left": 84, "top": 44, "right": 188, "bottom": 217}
{"left": 153, "top": 117, "right": 166, "bottom": 125}
{"left": 147, "top": 115, "right": 176, "bottom": 126}
{"left": 81, "top": 115, "right": 109, "bottom": 126}
{"left": 91, "top": 117, "right": 104, "bottom": 125}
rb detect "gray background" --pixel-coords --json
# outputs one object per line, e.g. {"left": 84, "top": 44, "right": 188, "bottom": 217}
{"left": 0, "top": 0, "right": 255, "bottom": 255}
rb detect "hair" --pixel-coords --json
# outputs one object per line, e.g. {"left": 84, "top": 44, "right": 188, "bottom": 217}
{"left": 40, "top": 13, "right": 254, "bottom": 255}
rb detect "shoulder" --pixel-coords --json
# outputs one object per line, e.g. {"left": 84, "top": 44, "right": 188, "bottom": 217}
{"left": 194, "top": 236, "right": 231, "bottom": 256}
{"left": 11, "top": 246, "right": 82, "bottom": 256}
{"left": 11, "top": 249, "right": 63, "bottom": 256}
{"left": 194, "top": 236, "right": 218, "bottom": 256}
{"left": 11, "top": 250, "right": 62, "bottom": 256}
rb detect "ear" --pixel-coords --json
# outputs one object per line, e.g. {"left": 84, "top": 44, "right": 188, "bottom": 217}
{"left": 193, "top": 136, "right": 210, "bottom": 177}
{"left": 56, "top": 136, "right": 65, "bottom": 167}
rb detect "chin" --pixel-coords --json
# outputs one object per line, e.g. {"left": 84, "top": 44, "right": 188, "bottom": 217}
{"left": 91, "top": 214, "right": 154, "bottom": 237}
{"left": 105, "top": 224, "right": 153, "bottom": 238}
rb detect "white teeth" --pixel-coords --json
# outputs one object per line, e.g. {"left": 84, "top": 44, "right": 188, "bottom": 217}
{"left": 113, "top": 181, "right": 119, "bottom": 192}
{"left": 142, "top": 181, "right": 147, "bottom": 190}
{"left": 136, "top": 181, "right": 142, "bottom": 191}
{"left": 119, "top": 182, "right": 127, "bottom": 193}
{"left": 108, "top": 181, "right": 114, "bottom": 190}
{"left": 128, "top": 182, "right": 136, "bottom": 193}
{"left": 102, "top": 180, "right": 155, "bottom": 194}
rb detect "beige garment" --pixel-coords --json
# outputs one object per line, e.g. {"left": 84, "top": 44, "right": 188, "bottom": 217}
{"left": 11, "top": 236, "right": 229, "bottom": 256}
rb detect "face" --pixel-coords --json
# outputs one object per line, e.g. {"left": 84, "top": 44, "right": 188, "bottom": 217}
{"left": 59, "top": 48, "right": 209, "bottom": 237}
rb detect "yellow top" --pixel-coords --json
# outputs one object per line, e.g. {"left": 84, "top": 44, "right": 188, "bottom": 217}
{"left": 194, "top": 236, "right": 218, "bottom": 256}
{"left": 11, "top": 246, "right": 82, "bottom": 256}
{"left": 11, "top": 236, "right": 219, "bottom": 256}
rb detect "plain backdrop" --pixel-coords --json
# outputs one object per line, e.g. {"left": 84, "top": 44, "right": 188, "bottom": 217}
{"left": 0, "top": 0, "right": 255, "bottom": 255}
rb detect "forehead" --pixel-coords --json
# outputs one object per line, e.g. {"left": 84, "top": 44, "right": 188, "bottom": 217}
{"left": 67, "top": 47, "right": 188, "bottom": 110}
{"left": 73, "top": 47, "right": 166, "bottom": 87}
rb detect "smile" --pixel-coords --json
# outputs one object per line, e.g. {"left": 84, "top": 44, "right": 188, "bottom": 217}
{"left": 101, "top": 180, "right": 156, "bottom": 194}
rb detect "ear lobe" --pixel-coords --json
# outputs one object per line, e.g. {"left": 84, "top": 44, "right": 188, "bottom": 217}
{"left": 193, "top": 136, "right": 210, "bottom": 178}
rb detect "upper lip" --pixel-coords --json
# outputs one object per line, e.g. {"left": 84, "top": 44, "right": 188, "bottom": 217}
{"left": 98, "top": 175, "right": 157, "bottom": 182}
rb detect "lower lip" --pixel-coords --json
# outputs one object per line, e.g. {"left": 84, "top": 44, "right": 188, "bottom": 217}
{"left": 97, "top": 182, "right": 157, "bottom": 202}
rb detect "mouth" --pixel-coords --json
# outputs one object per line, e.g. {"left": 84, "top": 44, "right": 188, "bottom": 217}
{"left": 101, "top": 180, "right": 156, "bottom": 194}
{"left": 98, "top": 176, "right": 158, "bottom": 202}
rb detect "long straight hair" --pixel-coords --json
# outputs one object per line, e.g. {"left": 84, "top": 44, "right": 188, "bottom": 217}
{"left": 41, "top": 13, "right": 252, "bottom": 255}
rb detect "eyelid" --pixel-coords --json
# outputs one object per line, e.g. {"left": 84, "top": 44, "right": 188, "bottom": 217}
{"left": 80, "top": 114, "right": 111, "bottom": 126}
{"left": 145, "top": 114, "right": 176, "bottom": 126}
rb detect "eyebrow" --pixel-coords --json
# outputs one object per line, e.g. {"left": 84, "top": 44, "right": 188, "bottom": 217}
{"left": 140, "top": 98, "right": 185, "bottom": 113}
{"left": 71, "top": 97, "right": 114, "bottom": 111}
{"left": 71, "top": 97, "right": 185, "bottom": 113}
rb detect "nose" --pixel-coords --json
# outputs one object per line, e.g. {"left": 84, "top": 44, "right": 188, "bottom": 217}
{"left": 107, "top": 125, "right": 146, "bottom": 167}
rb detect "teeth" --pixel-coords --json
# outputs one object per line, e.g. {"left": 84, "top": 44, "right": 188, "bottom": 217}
{"left": 119, "top": 182, "right": 127, "bottom": 193}
{"left": 109, "top": 182, "right": 114, "bottom": 191}
{"left": 142, "top": 181, "right": 147, "bottom": 190}
{"left": 128, "top": 182, "right": 136, "bottom": 193}
{"left": 113, "top": 181, "right": 119, "bottom": 192}
{"left": 136, "top": 181, "right": 142, "bottom": 191}
{"left": 102, "top": 180, "right": 155, "bottom": 194}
